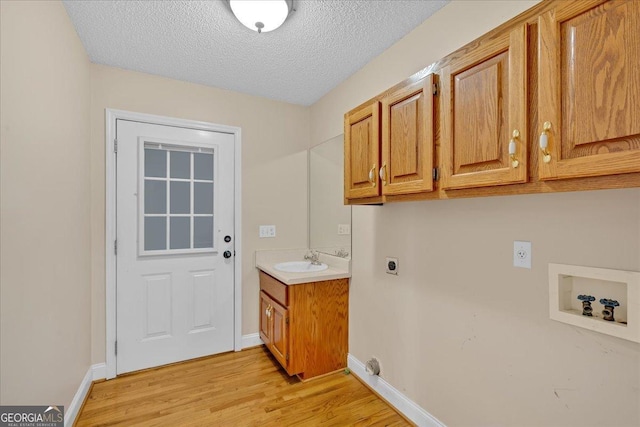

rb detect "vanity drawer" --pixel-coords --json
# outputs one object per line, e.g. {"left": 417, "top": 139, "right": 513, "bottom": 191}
{"left": 259, "top": 271, "right": 288, "bottom": 306}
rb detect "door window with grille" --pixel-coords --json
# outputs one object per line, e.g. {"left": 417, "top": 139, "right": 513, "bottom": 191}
{"left": 139, "top": 140, "right": 216, "bottom": 255}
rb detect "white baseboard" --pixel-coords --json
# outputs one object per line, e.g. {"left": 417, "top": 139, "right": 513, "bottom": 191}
{"left": 241, "top": 333, "right": 264, "bottom": 349}
{"left": 65, "top": 363, "right": 104, "bottom": 427}
{"left": 91, "top": 363, "right": 106, "bottom": 381}
{"left": 347, "top": 354, "right": 445, "bottom": 427}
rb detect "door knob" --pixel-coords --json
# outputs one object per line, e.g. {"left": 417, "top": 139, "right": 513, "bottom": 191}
{"left": 223, "top": 250, "right": 232, "bottom": 259}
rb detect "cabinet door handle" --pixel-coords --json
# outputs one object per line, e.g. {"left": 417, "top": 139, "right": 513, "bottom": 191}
{"left": 539, "top": 121, "right": 552, "bottom": 163}
{"left": 368, "top": 164, "right": 377, "bottom": 187}
{"left": 266, "top": 304, "right": 272, "bottom": 317}
{"left": 379, "top": 162, "right": 387, "bottom": 185}
{"left": 509, "top": 130, "right": 520, "bottom": 168}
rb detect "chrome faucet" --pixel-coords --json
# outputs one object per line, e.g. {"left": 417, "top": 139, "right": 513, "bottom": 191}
{"left": 335, "top": 248, "right": 349, "bottom": 258}
{"left": 304, "top": 250, "right": 321, "bottom": 265}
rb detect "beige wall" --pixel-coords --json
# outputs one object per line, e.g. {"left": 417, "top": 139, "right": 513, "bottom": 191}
{"left": 90, "top": 65, "right": 310, "bottom": 362}
{"left": 310, "top": 1, "right": 640, "bottom": 426}
{"left": 0, "top": 0, "right": 92, "bottom": 408}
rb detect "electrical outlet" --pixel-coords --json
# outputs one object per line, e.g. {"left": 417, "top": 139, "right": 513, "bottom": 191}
{"left": 259, "top": 225, "right": 276, "bottom": 238}
{"left": 513, "top": 241, "right": 531, "bottom": 269}
{"left": 338, "top": 224, "right": 351, "bottom": 235}
{"left": 386, "top": 257, "right": 398, "bottom": 275}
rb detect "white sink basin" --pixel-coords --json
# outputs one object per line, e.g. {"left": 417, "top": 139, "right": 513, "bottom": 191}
{"left": 274, "top": 261, "right": 328, "bottom": 273}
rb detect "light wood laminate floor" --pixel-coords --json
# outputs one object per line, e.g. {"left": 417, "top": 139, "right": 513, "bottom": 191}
{"left": 76, "top": 346, "right": 410, "bottom": 426}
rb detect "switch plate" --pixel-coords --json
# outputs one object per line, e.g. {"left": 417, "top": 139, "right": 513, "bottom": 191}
{"left": 386, "top": 257, "right": 398, "bottom": 275}
{"left": 513, "top": 241, "right": 531, "bottom": 269}
{"left": 338, "top": 224, "right": 351, "bottom": 235}
{"left": 259, "top": 225, "right": 276, "bottom": 238}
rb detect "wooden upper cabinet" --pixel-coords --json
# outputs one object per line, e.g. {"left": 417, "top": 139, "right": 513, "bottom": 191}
{"left": 344, "top": 101, "right": 380, "bottom": 199}
{"left": 538, "top": 0, "right": 640, "bottom": 180}
{"left": 440, "top": 24, "right": 528, "bottom": 190}
{"left": 380, "top": 75, "right": 435, "bottom": 195}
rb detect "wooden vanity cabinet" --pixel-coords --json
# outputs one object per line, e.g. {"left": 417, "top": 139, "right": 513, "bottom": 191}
{"left": 258, "top": 271, "right": 349, "bottom": 380}
{"left": 538, "top": 0, "right": 640, "bottom": 180}
{"left": 440, "top": 24, "right": 528, "bottom": 190}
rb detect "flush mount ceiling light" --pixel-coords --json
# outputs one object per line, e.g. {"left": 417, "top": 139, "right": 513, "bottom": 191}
{"left": 229, "top": 0, "right": 294, "bottom": 33}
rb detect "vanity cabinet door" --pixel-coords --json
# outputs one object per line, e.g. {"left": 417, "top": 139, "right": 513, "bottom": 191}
{"left": 344, "top": 101, "right": 381, "bottom": 200}
{"left": 380, "top": 75, "right": 435, "bottom": 195}
{"left": 259, "top": 291, "right": 290, "bottom": 371}
{"left": 269, "top": 299, "right": 289, "bottom": 370}
{"left": 538, "top": 0, "right": 640, "bottom": 180}
{"left": 259, "top": 291, "right": 272, "bottom": 347}
{"left": 440, "top": 24, "right": 528, "bottom": 189}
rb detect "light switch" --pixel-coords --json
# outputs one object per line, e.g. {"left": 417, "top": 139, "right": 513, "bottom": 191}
{"left": 259, "top": 225, "right": 276, "bottom": 238}
{"left": 338, "top": 224, "right": 351, "bottom": 235}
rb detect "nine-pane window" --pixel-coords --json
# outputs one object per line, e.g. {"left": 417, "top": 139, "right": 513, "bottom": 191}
{"left": 141, "top": 142, "right": 215, "bottom": 254}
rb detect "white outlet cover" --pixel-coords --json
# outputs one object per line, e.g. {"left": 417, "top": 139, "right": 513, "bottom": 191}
{"left": 513, "top": 241, "right": 531, "bottom": 269}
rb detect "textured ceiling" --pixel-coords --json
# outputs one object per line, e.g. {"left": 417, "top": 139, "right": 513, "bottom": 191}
{"left": 63, "top": 0, "right": 449, "bottom": 106}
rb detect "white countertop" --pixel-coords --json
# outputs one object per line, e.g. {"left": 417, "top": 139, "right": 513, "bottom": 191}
{"left": 255, "top": 249, "right": 351, "bottom": 285}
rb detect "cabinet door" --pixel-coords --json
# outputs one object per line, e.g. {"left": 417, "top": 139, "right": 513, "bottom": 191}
{"left": 259, "top": 291, "right": 271, "bottom": 346}
{"left": 270, "top": 299, "right": 289, "bottom": 369}
{"left": 441, "top": 24, "right": 528, "bottom": 189}
{"left": 344, "top": 101, "right": 381, "bottom": 199}
{"left": 380, "top": 75, "right": 435, "bottom": 195}
{"left": 538, "top": 0, "right": 640, "bottom": 180}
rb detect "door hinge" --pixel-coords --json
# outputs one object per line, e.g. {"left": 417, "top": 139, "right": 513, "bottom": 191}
{"left": 432, "top": 82, "right": 439, "bottom": 96}
{"left": 285, "top": 317, "right": 289, "bottom": 324}
{"left": 285, "top": 354, "right": 289, "bottom": 361}
{"left": 432, "top": 167, "right": 440, "bottom": 181}
{"left": 115, "top": 340, "right": 118, "bottom": 356}
{"left": 114, "top": 138, "right": 118, "bottom": 153}
{"left": 114, "top": 239, "right": 117, "bottom": 255}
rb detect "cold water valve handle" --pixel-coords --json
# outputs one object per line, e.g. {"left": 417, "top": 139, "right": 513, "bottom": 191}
{"left": 599, "top": 298, "right": 619, "bottom": 322}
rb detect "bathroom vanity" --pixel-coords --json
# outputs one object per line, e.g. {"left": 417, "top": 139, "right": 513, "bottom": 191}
{"left": 254, "top": 135, "right": 352, "bottom": 380}
{"left": 256, "top": 250, "right": 350, "bottom": 380}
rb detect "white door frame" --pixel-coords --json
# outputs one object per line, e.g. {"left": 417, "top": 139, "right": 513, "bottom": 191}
{"left": 105, "top": 109, "right": 242, "bottom": 379}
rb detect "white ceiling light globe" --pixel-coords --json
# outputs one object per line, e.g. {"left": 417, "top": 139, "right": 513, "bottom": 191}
{"left": 230, "top": 0, "right": 290, "bottom": 33}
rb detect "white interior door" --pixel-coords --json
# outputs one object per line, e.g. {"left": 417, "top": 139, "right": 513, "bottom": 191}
{"left": 116, "top": 119, "right": 235, "bottom": 375}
